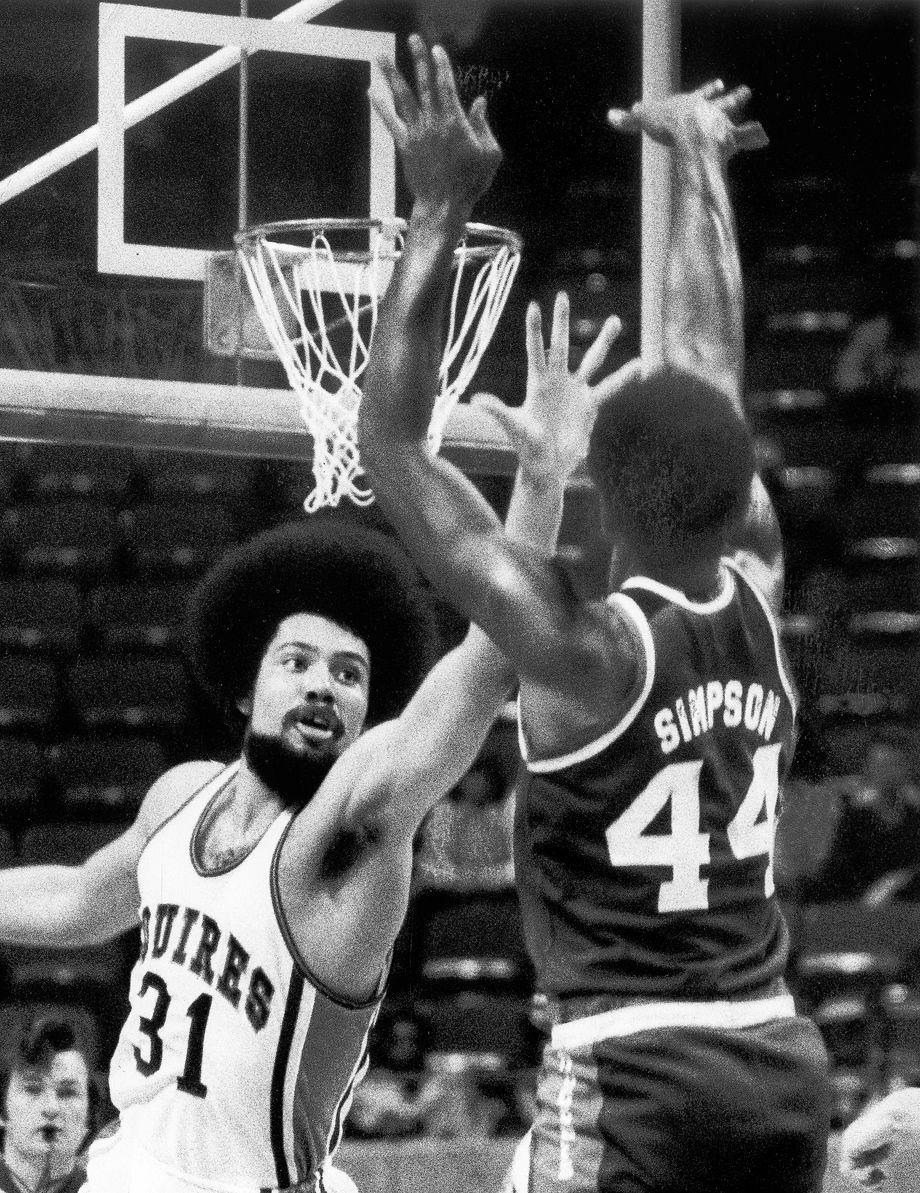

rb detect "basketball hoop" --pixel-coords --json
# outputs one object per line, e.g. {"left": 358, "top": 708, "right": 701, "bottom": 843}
{"left": 210, "top": 217, "right": 521, "bottom": 512}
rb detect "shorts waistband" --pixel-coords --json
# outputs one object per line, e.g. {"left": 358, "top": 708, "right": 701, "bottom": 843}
{"left": 550, "top": 993, "right": 797, "bottom": 1051}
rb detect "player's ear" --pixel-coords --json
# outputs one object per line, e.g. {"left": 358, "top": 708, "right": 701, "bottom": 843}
{"left": 236, "top": 695, "right": 253, "bottom": 717}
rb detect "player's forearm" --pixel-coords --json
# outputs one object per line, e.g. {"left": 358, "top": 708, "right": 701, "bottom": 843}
{"left": 504, "top": 470, "right": 566, "bottom": 554}
{"left": 363, "top": 438, "right": 601, "bottom": 695}
{"left": 0, "top": 864, "right": 99, "bottom": 947}
{"left": 663, "top": 129, "right": 745, "bottom": 415}
{"left": 361, "top": 197, "right": 469, "bottom": 445}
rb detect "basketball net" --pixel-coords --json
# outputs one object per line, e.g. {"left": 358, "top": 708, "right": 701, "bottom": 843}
{"left": 235, "top": 218, "right": 520, "bottom": 512}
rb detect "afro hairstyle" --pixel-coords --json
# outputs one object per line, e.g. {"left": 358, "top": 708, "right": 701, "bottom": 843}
{"left": 187, "top": 520, "right": 440, "bottom": 728}
{"left": 587, "top": 366, "right": 755, "bottom": 559}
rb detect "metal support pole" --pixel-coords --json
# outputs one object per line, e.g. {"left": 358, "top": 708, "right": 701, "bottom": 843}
{"left": 236, "top": 0, "right": 250, "bottom": 386}
{"left": 640, "top": 0, "right": 680, "bottom": 369}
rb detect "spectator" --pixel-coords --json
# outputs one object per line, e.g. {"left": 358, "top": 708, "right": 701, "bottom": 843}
{"left": 0, "top": 1017, "right": 97, "bottom": 1193}
{"left": 414, "top": 724, "right": 517, "bottom": 890}
{"left": 799, "top": 730, "right": 920, "bottom": 900}
{"left": 836, "top": 311, "right": 919, "bottom": 395}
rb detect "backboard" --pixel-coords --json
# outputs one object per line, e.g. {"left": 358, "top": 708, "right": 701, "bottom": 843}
{"left": 97, "top": 3, "right": 396, "bottom": 282}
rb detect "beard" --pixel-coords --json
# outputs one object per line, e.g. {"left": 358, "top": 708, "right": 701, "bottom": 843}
{"left": 243, "top": 727, "right": 337, "bottom": 808}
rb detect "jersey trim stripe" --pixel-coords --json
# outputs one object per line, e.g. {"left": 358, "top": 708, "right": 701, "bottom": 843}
{"left": 520, "top": 592, "right": 656, "bottom": 774}
{"left": 269, "top": 821, "right": 386, "bottom": 1011}
{"left": 621, "top": 567, "right": 735, "bottom": 614}
{"left": 270, "top": 967, "right": 305, "bottom": 1189}
{"left": 325, "top": 1016, "right": 375, "bottom": 1159}
{"left": 137, "top": 762, "right": 231, "bottom": 862}
{"left": 550, "top": 994, "right": 797, "bottom": 1050}
{"left": 723, "top": 559, "right": 799, "bottom": 717}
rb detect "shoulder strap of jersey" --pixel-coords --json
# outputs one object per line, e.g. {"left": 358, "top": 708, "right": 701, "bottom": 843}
{"left": 722, "top": 558, "right": 798, "bottom": 717}
{"left": 519, "top": 591, "right": 656, "bottom": 774}
{"left": 620, "top": 569, "right": 737, "bottom": 618}
{"left": 141, "top": 762, "right": 239, "bottom": 857}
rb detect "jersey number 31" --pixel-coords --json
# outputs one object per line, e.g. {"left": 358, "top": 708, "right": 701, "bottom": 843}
{"left": 605, "top": 743, "right": 781, "bottom": 912}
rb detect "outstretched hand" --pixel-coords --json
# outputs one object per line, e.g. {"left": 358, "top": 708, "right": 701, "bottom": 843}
{"left": 369, "top": 34, "right": 502, "bottom": 215}
{"left": 472, "top": 294, "right": 641, "bottom": 487}
{"left": 608, "top": 80, "right": 768, "bottom": 159}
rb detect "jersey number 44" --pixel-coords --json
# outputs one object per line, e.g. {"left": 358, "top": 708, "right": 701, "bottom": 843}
{"left": 606, "top": 743, "right": 781, "bottom": 913}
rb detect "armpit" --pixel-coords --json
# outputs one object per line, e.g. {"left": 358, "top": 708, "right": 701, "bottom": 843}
{"left": 318, "top": 823, "right": 379, "bottom": 884}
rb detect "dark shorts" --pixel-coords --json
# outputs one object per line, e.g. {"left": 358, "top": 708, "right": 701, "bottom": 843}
{"left": 529, "top": 1015, "right": 832, "bottom": 1193}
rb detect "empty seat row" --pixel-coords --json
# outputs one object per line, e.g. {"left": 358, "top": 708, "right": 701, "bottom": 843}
{"left": 0, "top": 444, "right": 260, "bottom": 506}
{"left": 0, "top": 501, "right": 239, "bottom": 580}
{"left": 0, "top": 579, "right": 190, "bottom": 654}
{"left": 0, "top": 654, "right": 192, "bottom": 732}
{"left": 766, "top": 462, "right": 919, "bottom": 539}
{"left": 751, "top": 388, "right": 917, "bottom": 469}
{"left": 0, "top": 733, "right": 167, "bottom": 816}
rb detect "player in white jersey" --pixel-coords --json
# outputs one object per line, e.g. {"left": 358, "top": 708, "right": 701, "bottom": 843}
{"left": 0, "top": 118, "right": 631, "bottom": 1192}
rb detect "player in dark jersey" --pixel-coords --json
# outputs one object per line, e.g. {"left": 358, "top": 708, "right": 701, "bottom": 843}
{"left": 360, "top": 38, "right": 833, "bottom": 1193}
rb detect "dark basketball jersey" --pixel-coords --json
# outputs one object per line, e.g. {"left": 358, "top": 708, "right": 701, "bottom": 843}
{"left": 515, "top": 559, "right": 798, "bottom": 1001}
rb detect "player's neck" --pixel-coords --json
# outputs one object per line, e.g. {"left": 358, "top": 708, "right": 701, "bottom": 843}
{"left": 225, "top": 762, "right": 287, "bottom": 830}
{"left": 614, "top": 547, "right": 724, "bottom": 601}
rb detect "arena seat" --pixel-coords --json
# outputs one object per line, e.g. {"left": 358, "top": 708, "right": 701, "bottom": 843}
{"left": 844, "top": 536, "right": 918, "bottom": 612}
{"left": 0, "top": 825, "right": 16, "bottom": 866}
{"left": 412, "top": 888, "right": 532, "bottom": 990}
{"left": 747, "top": 388, "right": 849, "bottom": 468}
{"left": 755, "top": 309, "right": 853, "bottom": 391}
{"left": 2, "top": 940, "right": 133, "bottom": 1031}
{"left": 17, "top": 820, "right": 128, "bottom": 866}
{"left": 0, "top": 578, "right": 84, "bottom": 654}
{"left": 0, "top": 734, "right": 47, "bottom": 822}
{"left": 0, "top": 657, "right": 60, "bottom": 732}
{"left": 18, "top": 442, "right": 136, "bottom": 503}
{"left": 48, "top": 733, "right": 166, "bottom": 814}
{"left": 841, "top": 463, "right": 920, "bottom": 539}
{"left": 753, "top": 243, "right": 860, "bottom": 311}
{"left": 2, "top": 500, "right": 118, "bottom": 580}
{"left": 418, "top": 990, "right": 536, "bottom": 1071}
{"left": 67, "top": 653, "right": 190, "bottom": 732}
{"left": 86, "top": 581, "right": 188, "bottom": 651}
{"left": 794, "top": 902, "right": 920, "bottom": 1009}
{"left": 119, "top": 501, "right": 238, "bottom": 577}
{"left": 811, "top": 994, "right": 877, "bottom": 1073}
{"left": 137, "top": 449, "right": 257, "bottom": 507}
{"left": 761, "top": 176, "right": 853, "bottom": 248}
{"left": 767, "top": 466, "right": 841, "bottom": 559}
{"left": 842, "top": 614, "right": 920, "bottom": 701}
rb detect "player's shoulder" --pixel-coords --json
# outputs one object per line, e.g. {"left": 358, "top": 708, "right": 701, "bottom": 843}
{"left": 723, "top": 551, "right": 784, "bottom": 621}
{"left": 135, "top": 759, "right": 226, "bottom": 844}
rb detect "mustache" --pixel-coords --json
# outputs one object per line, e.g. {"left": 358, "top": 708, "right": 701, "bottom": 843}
{"left": 284, "top": 702, "right": 344, "bottom": 738}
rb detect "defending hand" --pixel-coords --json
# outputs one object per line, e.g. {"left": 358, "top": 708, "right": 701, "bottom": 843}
{"left": 370, "top": 34, "right": 502, "bottom": 213}
{"left": 472, "top": 293, "right": 640, "bottom": 487}
{"left": 840, "top": 1088, "right": 920, "bottom": 1190}
{"left": 608, "top": 80, "right": 768, "bottom": 160}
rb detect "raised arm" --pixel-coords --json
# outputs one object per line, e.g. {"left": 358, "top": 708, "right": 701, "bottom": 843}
{"left": 345, "top": 294, "right": 632, "bottom": 842}
{"left": 360, "top": 37, "right": 638, "bottom": 705}
{"left": 610, "top": 83, "right": 784, "bottom": 612}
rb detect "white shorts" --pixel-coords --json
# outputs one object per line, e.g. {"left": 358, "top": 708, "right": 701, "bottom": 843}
{"left": 83, "top": 1118, "right": 359, "bottom": 1193}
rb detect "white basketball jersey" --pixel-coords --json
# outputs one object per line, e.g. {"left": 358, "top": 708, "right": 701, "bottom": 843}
{"left": 105, "top": 765, "right": 381, "bottom": 1192}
